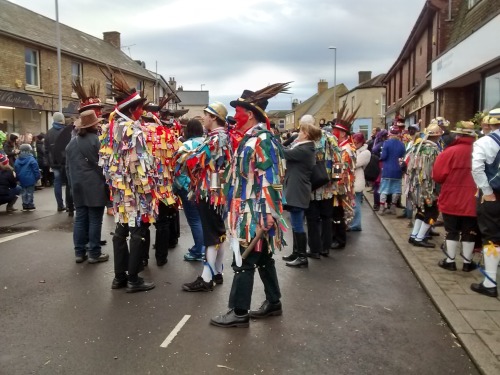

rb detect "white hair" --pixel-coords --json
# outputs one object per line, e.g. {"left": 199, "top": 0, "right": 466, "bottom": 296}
{"left": 299, "top": 114, "right": 315, "bottom": 127}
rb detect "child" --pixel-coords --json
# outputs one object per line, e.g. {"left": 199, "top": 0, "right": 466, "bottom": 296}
{"left": 14, "top": 144, "right": 40, "bottom": 211}
{"left": 0, "top": 153, "right": 21, "bottom": 212}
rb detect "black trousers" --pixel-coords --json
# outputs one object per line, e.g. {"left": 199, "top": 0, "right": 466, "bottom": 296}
{"left": 113, "top": 222, "right": 149, "bottom": 278}
{"left": 154, "top": 202, "right": 176, "bottom": 262}
{"left": 477, "top": 196, "right": 500, "bottom": 245}
{"left": 198, "top": 200, "right": 226, "bottom": 247}
{"left": 305, "top": 198, "right": 333, "bottom": 254}
{"left": 229, "top": 241, "right": 281, "bottom": 311}
{"left": 442, "top": 213, "right": 478, "bottom": 242}
{"left": 332, "top": 205, "right": 346, "bottom": 246}
{"left": 415, "top": 201, "right": 439, "bottom": 224}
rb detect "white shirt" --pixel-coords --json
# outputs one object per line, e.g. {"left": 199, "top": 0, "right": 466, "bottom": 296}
{"left": 472, "top": 129, "right": 500, "bottom": 195}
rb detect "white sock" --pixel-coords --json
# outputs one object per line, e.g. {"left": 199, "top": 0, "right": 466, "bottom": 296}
{"left": 461, "top": 242, "right": 475, "bottom": 264}
{"left": 482, "top": 246, "right": 500, "bottom": 288}
{"left": 415, "top": 222, "right": 431, "bottom": 242}
{"left": 201, "top": 245, "right": 217, "bottom": 283}
{"left": 215, "top": 241, "right": 226, "bottom": 275}
{"left": 411, "top": 219, "right": 423, "bottom": 238}
{"left": 445, "top": 240, "right": 458, "bottom": 263}
{"left": 380, "top": 194, "right": 387, "bottom": 206}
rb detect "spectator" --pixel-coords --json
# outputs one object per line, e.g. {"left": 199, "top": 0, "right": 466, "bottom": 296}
{"left": 371, "top": 129, "right": 388, "bottom": 211}
{"left": 0, "top": 153, "right": 21, "bottom": 212}
{"left": 3, "top": 133, "right": 19, "bottom": 166}
{"left": 367, "top": 127, "right": 381, "bottom": 152}
{"left": 379, "top": 126, "right": 406, "bottom": 215}
{"left": 350, "top": 132, "right": 371, "bottom": 231}
{"left": 35, "top": 133, "right": 52, "bottom": 187}
{"left": 432, "top": 121, "right": 478, "bottom": 272}
{"left": 14, "top": 144, "right": 40, "bottom": 211}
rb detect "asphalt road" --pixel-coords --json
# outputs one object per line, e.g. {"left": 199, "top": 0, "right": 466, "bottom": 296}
{"left": 0, "top": 188, "right": 479, "bottom": 374}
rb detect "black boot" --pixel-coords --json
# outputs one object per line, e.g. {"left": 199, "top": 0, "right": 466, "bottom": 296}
{"left": 282, "top": 231, "right": 298, "bottom": 261}
{"left": 286, "top": 232, "right": 308, "bottom": 268}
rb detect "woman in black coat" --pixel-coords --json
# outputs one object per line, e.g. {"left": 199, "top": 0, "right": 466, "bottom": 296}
{"left": 282, "top": 115, "right": 322, "bottom": 268}
{"left": 65, "top": 110, "right": 108, "bottom": 264}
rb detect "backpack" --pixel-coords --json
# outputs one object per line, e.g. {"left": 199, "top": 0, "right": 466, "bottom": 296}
{"left": 364, "top": 153, "right": 380, "bottom": 182}
{"left": 485, "top": 132, "right": 500, "bottom": 192}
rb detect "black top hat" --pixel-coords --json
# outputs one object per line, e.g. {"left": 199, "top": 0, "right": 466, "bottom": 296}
{"left": 230, "top": 90, "right": 269, "bottom": 123}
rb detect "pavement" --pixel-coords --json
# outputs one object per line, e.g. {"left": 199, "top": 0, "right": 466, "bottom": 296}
{"left": 363, "top": 190, "right": 500, "bottom": 375}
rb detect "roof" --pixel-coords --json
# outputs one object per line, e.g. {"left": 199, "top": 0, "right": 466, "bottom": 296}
{"left": 0, "top": 0, "right": 154, "bottom": 80}
{"left": 342, "top": 74, "right": 386, "bottom": 96}
{"left": 294, "top": 84, "right": 348, "bottom": 116}
{"left": 267, "top": 110, "right": 290, "bottom": 118}
{"left": 175, "top": 91, "right": 209, "bottom": 106}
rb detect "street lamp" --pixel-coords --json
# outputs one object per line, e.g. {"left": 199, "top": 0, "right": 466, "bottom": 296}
{"left": 329, "top": 46, "right": 337, "bottom": 119}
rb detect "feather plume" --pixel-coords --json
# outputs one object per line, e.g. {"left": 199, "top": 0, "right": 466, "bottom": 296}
{"left": 243, "top": 82, "right": 292, "bottom": 103}
{"left": 71, "top": 78, "right": 89, "bottom": 101}
{"left": 98, "top": 65, "right": 135, "bottom": 100}
{"left": 158, "top": 93, "right": 175, "bottom": 110}
{"left": 335, "top": 100, "right": 361, "bottom": 127}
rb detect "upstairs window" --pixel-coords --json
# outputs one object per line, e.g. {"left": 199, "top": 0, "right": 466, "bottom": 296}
{"left": 71, "top": 62, "right": 82, "bottom": 86}
{"left": 25, "top": 48, "right": 40, "bottom": 87}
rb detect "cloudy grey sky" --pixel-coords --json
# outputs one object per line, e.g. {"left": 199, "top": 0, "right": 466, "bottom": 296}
{"left": 10, "top": 0, "right": 426, "bottom": 113}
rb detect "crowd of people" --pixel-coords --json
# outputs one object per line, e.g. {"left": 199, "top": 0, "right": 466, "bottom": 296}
{"left": 1, "top": 74, "right": 499, "bottom": 327}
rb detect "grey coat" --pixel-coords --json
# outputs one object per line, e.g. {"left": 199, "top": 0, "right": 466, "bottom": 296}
{"left": 283, "top": 141, "right": 316, "bottom": 209}
{"left": 65, "top": 133, "right": 106, "bottom": 208}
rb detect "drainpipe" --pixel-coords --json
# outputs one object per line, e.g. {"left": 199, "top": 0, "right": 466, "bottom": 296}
{"left": 446, "top": 0, "right": 452, "bottom": 21}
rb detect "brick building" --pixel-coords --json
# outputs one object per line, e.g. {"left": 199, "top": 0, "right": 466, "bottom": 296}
{"left": 383, "top": 0, "right": 459, "bottom": 128}
{"left": 432, "top": 0, "right": 500, "bottom": 124}
{"left": 0, "top": 0, "right": 156, "bottom": 136}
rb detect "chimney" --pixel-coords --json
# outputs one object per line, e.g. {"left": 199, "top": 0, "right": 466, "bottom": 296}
{"left": 358, "top": 71, "right": 372, "bottom": 84}
{"left": 103, "top": 31, "right": 121, "bottom": 49}
{"left": 169, "top": 77, "right": 177, "bottom": 91}
{"left": 317, "top": 79, "right": 328, "bottom": 94}
{"left": 292, "top": 99, "right": 299, "bottom": 109}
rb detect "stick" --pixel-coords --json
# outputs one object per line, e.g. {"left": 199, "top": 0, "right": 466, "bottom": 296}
{"left": 241, "top": 228, "right": 266, "bottom": 260}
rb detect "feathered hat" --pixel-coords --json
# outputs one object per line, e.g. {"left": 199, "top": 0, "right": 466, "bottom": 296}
{"left": 230, "top": 82, "right": 291, "bottom": 129}
{"left": 100, "top": 67, "right": 147, "bottom": 112}
{"left": 332, "top": 101, "right": 360, "bottom": 134}
{"left": 71, "top": 79, "right": 103, "bottom": 113}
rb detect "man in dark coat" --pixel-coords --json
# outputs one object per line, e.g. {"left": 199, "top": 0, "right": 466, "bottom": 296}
{"left": 65, "top": 110, "right": 108, "bottom": 264}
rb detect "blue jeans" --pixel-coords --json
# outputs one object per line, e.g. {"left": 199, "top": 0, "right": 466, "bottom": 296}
{"left": 178, "top": 188, "right": 205, "bottom": 256}
{"left": 21, "top": 185, "right": 35, "bottom": 207}
{"left": 350, "top": 192, "right": 363, "bottom": 230}
{"left": 52, "top": 167, "right": 64, "bottom": 208}
{"left": 73, "top": 206, "right": 105, "bottom": 258}
{"left": 288, "top": 207, "right": 306, "bottom": 233}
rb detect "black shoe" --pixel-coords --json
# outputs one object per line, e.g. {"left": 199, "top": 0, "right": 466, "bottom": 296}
{"left": 320, "top": 250, "right": 329, "bottom": 257}
{"left": 68, "top": 211, "right": 74, "bottom": 217}
{"left": 213, "top": 273, "right": 223, "bottom": 285}
{"left": 408, "top": 237, "right": 415, "bottom": 244}
{"left": 142, "top": 259, "right": 149, "bottom": 267}
{"left": 210, "top": 309, "right": 250, "bottom": 328}
{"left": 99, "top": 240, "right": 107, "bottom": 246}
{"left": 75, "top": 254, "right": 88, "bottom": 263}
{"left": 169, "top": 241, "right": 178, "bottom": 249}
{"left": 286, "top": 256, "right": 308, "bottom": 268}
{"left": 306, "top": 251, "right": 321, "bottom": 259}
{"left": 412, "top": 240, "right": 435, "bottom": 248}
{"left": 156, "top": 258, "right": 168, "bottom": 267}
{"left": 249, "top": 300, "right": 282, "bottom": 319}
{"left": 331, "top": 242, "right": 345, "bottom": 250}
{"left": 126, "top": 278, "right": 155, "bottom": 293}
{"left": 462, "top": 263, "right": 478, "bottom": 272}
{"left": 282, "top": 253, "right": 297, "bottom": 261}
{"left": 373, "top": 205, "right": 380, "bottom": 211}
{"left": 57, "top": 206, "right": 66, "bottom": 212}
{"left": 111, "top": 278, "right": 127, "bottom": 289}
{"left": 438, "top": 259, "right": 457, "bottom": 271}
{"left": 182, "top": 276, "right": 214, "bottom": 292}
{"left": 429, "top": 230, "right": 440, "bottom": 237}
{"left": 470, "top": 282, "right": 498, "bottom": 297}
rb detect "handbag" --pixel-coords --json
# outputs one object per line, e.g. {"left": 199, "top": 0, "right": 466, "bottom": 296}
{"left": 310, "top": 158, "right": 330, "bottom": 191}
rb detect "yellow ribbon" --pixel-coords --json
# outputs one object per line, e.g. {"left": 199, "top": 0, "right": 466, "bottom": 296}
{"left": 485, "top": 242, "right": 499, "bottom": 257}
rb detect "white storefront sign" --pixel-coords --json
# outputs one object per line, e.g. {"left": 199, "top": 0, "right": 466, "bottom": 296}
{"left": 432, "top": 13, "right": 500, "bottom": 89}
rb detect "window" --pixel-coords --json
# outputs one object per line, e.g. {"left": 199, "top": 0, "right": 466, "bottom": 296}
{"left": 484, "top": 71, "right": 500, "bottom": 110}
{"left": 25, "top": 48, "right": 39, "bottom": 87}
{"left": 380, "top": 93, "right": 386, "bottom": 116}
{"left": 71, "top": 62, "right": 82, "bottom": 86}
{"left": 351, "top": 96, "right": 356, "bottom": 111}
{"left": 105, "top": 78, "right": 113, "bottom": 100}
{"left": 468, "top": 0, "right": 482, "bottom": 9}
{"left": 137, "top": 80, "right": 143, "bottom": 92}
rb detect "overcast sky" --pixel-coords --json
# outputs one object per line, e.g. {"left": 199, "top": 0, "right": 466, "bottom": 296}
{"left": 9, "top": 0, "right": 427, "bottom": 114}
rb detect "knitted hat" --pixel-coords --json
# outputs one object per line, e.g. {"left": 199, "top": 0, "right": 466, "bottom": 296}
{"left": 53, "top": 112, "right": 65, "bottom": 124}
{"left": 19, "top": 143, "right": 32, "bottom": 154}
{"left": 0, "top": 153, "right": 9, "bottom": 166}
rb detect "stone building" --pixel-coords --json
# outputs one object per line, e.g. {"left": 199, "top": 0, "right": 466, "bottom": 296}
{"left": 0, "top": 0, "right": 156, "bottom": 135}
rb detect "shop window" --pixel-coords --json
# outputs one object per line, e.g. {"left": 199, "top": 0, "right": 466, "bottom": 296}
{"left": 25, "top": 48, "right": 40, "bottom": 87}
{"left": 468, "top": 0, "right": 482, "bottom": 9}
{"left": 484, "top": 72, "right": 500, "bottom": 110}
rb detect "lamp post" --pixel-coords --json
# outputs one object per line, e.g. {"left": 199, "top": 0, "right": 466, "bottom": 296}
{"left": 329, "top": 46, "right": 337, "bottom": 119}
{"left": 55, "top": 0, "right": 62, "bottom": 112}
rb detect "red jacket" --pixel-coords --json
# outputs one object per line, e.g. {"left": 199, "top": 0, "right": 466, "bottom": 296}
{"left": 432, "top": 137, "right": 476, "bottom": 217}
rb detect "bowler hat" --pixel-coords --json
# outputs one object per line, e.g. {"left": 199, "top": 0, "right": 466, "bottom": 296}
{"left": 74, "top": 110, "right": 103, "bottom": 128}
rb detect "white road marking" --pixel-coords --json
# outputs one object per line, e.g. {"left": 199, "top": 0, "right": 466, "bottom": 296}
{"left": 160, "top": 315, "right": 191, "bottom": 348}
{"left": 0, "top": 230, "right": 39, "bottom": 244}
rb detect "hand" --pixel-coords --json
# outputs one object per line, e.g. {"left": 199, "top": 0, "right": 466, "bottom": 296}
{"left": 483, "top": 193, "right": 497, "bottom": 202}
{"left": 259, "top": 213, "right": 275, "bottom": 231}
